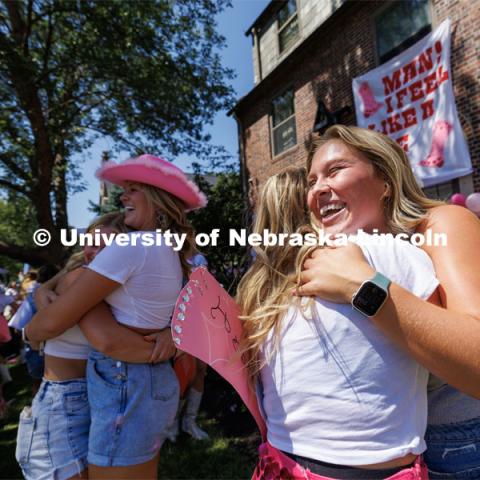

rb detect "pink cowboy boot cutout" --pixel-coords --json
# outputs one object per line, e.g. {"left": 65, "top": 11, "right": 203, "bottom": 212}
{"left": 359, "top": 82, "right": 382, "bottom": 118}
{"left": 419, "top": 120, "right": 453, "bottom": 168}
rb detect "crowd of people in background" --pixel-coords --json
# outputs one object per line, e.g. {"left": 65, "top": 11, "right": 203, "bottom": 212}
{"left": 1, "top": 270, "right": 49, "bottom": 416}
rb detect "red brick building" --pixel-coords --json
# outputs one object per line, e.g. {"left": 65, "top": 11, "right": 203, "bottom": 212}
{"left": 231, "top": 0, "right": 480, "bottom": 202}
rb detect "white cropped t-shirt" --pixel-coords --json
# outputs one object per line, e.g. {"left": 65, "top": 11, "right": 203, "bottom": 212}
{"left": 88, "top": 232, "right": 183, "bottom": 329}
{"left": 44, "top": 326, "right": 90, "bottom": 360}
{"left": 43, "top": 268, "right": 90, "bottom": 360}
{"left": 260, "top": 233, "right": 439, "bottom": 466}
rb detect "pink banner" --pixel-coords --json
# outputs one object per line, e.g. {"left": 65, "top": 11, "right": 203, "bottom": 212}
{"left": 171, "top": 267, "right": 266, "bottom": 438}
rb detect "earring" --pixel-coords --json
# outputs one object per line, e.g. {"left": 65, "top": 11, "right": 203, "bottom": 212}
{"left": 383, "top": 183, "right": 391, "bottom": 198}
{"left": 156, "top": 212, "right": 169, "bottom": 230}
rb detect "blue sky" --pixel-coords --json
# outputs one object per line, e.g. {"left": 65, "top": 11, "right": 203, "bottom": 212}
{"left": 67, "top": 0, "right": 270, "bottom": 228}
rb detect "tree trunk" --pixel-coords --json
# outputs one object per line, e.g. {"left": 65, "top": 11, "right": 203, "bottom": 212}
{"left": 53, "top": 153, "right": 69, "bottom": 230}
{"left": 1, "top": 1, "right": 65, "bottom": 264}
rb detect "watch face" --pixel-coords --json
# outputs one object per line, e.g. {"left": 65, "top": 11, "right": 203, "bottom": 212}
{"left": 352, "top": 281, "right": 388, "bottom": 316}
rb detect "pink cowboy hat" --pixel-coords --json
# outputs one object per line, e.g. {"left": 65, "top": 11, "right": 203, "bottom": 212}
{"left": 96, "top": 154, "right": 207, "bottom": 210}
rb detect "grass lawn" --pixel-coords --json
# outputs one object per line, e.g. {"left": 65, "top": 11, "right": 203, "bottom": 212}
{"left": 0, "top": 363, "right": 259, "bottom": 480}
{"left": 1, "top": 363, "right": 32, "bottom": 480}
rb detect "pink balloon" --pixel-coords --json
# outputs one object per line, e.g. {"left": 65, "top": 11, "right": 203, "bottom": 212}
{"left": 465, "top": 193, "right": 480, "bottom": 214}
{"left": 450, "top": 193, "right": 466, "bottom": 206}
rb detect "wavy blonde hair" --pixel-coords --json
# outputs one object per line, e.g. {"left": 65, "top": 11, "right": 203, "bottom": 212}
{"left": 237, "top": 167, "right": 317, "bottom": 386}
{"left": 239, "top": 128, "right": 445, "bottom": 386}
{"left": 139, "top": 184, "right": 197, "bottom": 278}
{"left": 64, "top": 212, "right": 128, "bottom": 272}
{"left": 307, "top": 125, "right": 444, "bottom": 235}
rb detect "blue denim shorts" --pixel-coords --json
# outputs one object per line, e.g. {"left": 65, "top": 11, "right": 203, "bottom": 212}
{"left": 424, "top": 417, "right": 480, "bottom": 479}
{"left": 87, "top": 350, "right": 179, "bottom": 467}
{"left": 15, "top": 378, "right": 89, "bottom": 480}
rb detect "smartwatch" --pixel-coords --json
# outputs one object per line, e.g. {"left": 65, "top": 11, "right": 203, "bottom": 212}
{"left": 352, "top": 272, "right": 391, "bottom": 317}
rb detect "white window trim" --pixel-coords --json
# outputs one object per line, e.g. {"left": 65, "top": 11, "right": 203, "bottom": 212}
{"left": 276, "top": 0, "right": 301, "bottom": 57}
{"left": 271, "top": 111, "right": 297, "bottom": 158}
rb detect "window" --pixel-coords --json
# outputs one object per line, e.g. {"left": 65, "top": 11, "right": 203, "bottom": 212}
{"left": 278, "top": 0, "right": 299, "bottom": 54}
{"left": 423, "top": 179, "right": 459, "bottom": 201}
{"left": 271, "top": 89, "right": 297, "bottom": 157}
{"left": 375, "top": 0, "right": 431, "bottom": 64}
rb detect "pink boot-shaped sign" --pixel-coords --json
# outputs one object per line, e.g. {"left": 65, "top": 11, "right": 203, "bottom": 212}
{"left": 419, "top": 120, "right": 453, "bottom": 168}
{"left": 170, "top": 267, "right": 267, "bottom": 438}
{"left": 358, "top": 82, "right": 382, "bottom": 118}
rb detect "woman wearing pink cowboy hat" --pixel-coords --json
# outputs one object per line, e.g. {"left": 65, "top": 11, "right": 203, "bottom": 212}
{"left": 27, "top": 154, "right": 206, "bottom": 479}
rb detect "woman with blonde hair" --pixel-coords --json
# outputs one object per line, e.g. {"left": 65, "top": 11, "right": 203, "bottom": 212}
{"left": 238, "top": 165, "right": 440, "bottom": 479}
{"left": 17, "top": 212, "right": 166, "bottom": 480}
{"left": 298, "top": 125, "right": 480, "bottom": 478}
{"left": 26, "top": 154, "right": 205, "bottom": 479}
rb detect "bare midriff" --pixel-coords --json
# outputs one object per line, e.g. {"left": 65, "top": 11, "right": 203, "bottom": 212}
{"left": 124, "top": 325, "right": 164, "bottom": 335}
{"left": 355, "top": 452, "right": 417, "bottom": 469}
{"left": 43, "top": 354, "right": 87, "bottom": 381}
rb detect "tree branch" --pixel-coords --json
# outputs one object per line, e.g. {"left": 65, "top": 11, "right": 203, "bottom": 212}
{"left": 0, "top": 20, "right": 54, "bottom": 176}
{"left": 23, "top": 0, "right": 34, "bottom": 55}
{"left": 4, "top": 0, "right": 26, "bottom": 46}
{"left": 41, "top": 8, "right": 53, "bottom": 85}
{"left": 52, "top": 151, "right": 68, "bottom": 230}
{"left": 87, "top": 125, "right": 140, "bottom": 150}
{"left": 0, "top": 153, "right": 31, "bottom": 183}
{"left": 0, "top": 178, "right": 27, "bottom": 195}
{"left": 0, "top": 239, "right": 51, "bottom": 266}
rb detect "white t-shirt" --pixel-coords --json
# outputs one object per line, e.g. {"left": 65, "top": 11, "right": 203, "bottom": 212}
{"left": 88, "top": 232, "right": 183, "bottom": 329}
{"left": 44, "top": 326, "right": 90, "bottom": 360}
{"left": 259, "top": 234, "right": 438, "bottom": 465}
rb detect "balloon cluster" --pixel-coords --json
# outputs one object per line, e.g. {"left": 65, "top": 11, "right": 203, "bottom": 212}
{"left": 450, "top": 192, "right": 480, "bottom": 216}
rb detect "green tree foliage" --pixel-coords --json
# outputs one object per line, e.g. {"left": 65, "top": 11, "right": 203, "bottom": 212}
{"left": 89, "top": 184, "right": 123, "bottom": 216}
{"left": 89, "top": 169, "right": 249, "bottom": 292}
{"left": 188, "top": 167, "right": 249, "bottom": 293}
{"left": 0, "top": 194, "right": 37, "bottom": 272}
{"left": 0, "top": 0, "right": 234, "bottom": 265}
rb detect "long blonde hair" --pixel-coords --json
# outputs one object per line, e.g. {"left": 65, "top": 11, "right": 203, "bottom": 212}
{"left": 307, "top": 125, "right": 444, "bottom": 234}
{"left": 139, "top": 184, "right": 197, "bottom": 278}
{"left": 64, "top": 212, "right": 128, "bottom": 272}
{"left": 239, "top": 128, "right": 445, "bottom": 386}
{"left": 237, "top": 167, "right": 316, "bottom": 385}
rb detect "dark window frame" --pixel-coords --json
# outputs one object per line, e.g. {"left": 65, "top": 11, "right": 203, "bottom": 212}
{"left": 423, "top": 179, "right": 459, "bottom": 201}
{"left": 374, "top": 0, "right": 432, "bottom": 65}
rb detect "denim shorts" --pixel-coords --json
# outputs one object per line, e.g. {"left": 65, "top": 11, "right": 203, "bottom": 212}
{"left": 424, "top": 417, "right": 480, "bottom": 479}
{"left": 15, "top": 378, "right": 89, "bottom": 480}
{"left": 87, "top": 350, "right": 179, "bottom": 467}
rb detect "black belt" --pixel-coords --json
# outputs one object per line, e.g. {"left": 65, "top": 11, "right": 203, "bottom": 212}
{"left": 282, "top": 451, "right": 414, "bottom": 480}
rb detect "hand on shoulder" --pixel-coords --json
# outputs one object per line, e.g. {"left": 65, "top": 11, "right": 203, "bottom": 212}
{"left": 297, "top": 243, "right": 374, "bottom": 302}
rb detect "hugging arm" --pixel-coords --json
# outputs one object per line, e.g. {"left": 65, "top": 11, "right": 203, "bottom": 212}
{"left": 34, "top": 269, "right": 66, "bottom": 309}
{"left": 25, "top": 269, "right": 119, "bottom": 342}
{"left": 79, "top": 304, "right": 174, "bottom": 363}
{"left": 299, "top": 206, "right": 480, "bottom": 398}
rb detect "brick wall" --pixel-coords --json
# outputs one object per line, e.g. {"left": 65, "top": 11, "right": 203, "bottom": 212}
{"left": 433, "top": 0, "right": 480, "bottom": 191}
{"left": 238, "top": 0, "right": 480, "bottom": 194}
